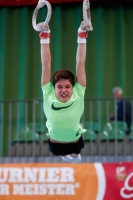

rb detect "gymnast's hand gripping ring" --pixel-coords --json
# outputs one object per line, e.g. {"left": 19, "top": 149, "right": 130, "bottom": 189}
{"left": 83, "top": 0, "right": 93, "bottom": 31}
{"left": 32, "top": 0, "right": 52, "bottom": 32}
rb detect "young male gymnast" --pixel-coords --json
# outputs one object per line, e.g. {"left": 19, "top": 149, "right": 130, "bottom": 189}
{"left": 38, "top": 19, "right": 89, "bottom": 163}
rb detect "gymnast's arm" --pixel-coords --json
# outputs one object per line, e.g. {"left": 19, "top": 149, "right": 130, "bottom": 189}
{"left": 39, "top": 23, "right": 51, "bottom": 86}
{"left": 76, "top": 22, "right": 89, "bottom": 87}
{"left": 41, "top": 43, "right": 51, "bottom": 86}
{"left": 76, "top": 43, "right": 86, "bottom": 87}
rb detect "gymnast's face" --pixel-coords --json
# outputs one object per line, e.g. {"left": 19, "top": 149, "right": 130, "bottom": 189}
{"left": 54, "top": 79, "right": 73, "bottom": 103}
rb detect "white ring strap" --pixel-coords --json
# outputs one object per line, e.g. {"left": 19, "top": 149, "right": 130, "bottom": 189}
{"left": 83, "top": 0, "right": 93, "bottom": 31}
{"left": 32, "top": 0, "right": 52, "bottom": 32}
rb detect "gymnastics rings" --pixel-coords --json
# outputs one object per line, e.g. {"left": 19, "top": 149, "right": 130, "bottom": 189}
{"left": 32, "top": 0, "right": 52, "bottom": 32}
{"left": 83, "top": 0, "right": 93, "bottom": 31}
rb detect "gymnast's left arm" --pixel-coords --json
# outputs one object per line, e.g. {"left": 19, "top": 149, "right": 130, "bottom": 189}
{"left": 76, "top": 21, "right": 89, "bottom": 87}
{"left": 39, "top": 23, "right": 51, "bottom": 86}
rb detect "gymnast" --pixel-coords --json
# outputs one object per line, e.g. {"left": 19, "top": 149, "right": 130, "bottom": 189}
{"left": 35, "top": 0, "right": 92, "bottom": 163}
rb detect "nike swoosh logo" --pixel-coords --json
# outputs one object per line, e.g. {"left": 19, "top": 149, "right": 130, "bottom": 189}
{"left": 51, "top": 102, "right": 74, "bottom": 110}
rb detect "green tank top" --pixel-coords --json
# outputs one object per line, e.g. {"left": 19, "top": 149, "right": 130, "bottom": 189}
{"left": 42, "top": 82, "right": 86, "bottom": 142}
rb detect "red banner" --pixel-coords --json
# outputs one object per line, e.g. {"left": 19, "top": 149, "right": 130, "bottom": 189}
{"left": 103, "top": 163, "right": 133, "bottom": 199}
{"left": 0, "top": 0, "right": 83, "bottom": 7}
{"left": 0, "top": 162, "right": 133, "bottom": 199}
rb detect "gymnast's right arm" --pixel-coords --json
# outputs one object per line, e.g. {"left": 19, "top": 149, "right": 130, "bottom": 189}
{"left": 41, "top": 43, "right": 51, "bottom": 86}
{"left": 39, "top": 24, "right": 51, "bottom": 86}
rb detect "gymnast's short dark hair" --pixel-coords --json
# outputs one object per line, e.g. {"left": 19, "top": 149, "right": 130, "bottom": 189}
{"left": 52, "top": 69, "right": 75, "bottom": 87}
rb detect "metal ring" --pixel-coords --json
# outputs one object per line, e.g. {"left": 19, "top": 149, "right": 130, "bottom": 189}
{"left": 32, "top": 0, "right": 52, "bottom": 32}
{"left": 83, "top": 0, "right": 93, "bottom": 31}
